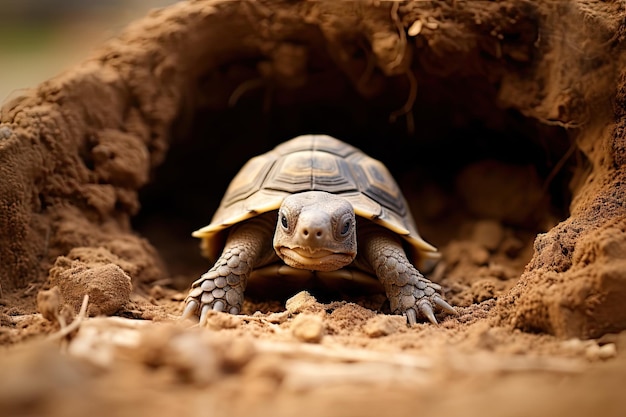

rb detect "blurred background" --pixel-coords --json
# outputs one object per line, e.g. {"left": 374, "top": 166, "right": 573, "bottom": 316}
{"left": 0, "top": 0, "right": 179, "bottom": 103}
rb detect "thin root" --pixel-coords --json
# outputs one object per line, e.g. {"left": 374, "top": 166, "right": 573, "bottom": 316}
{"left": 389, "top": 68, "right": 417, "bottom": 134}
{"left": 388, "top": 2, "right": 417, "bottom": 133}
{"left": 389, "top": 2, "right": 407, "bottom": 69}
{"left": 228, "top": 78, "right": 267, "bottom": 107}
{"left": 47, "top": 294, "right": 89, "bottom": 341}
{"left": 540, "top": 137, "right": 579, "bottom": 197}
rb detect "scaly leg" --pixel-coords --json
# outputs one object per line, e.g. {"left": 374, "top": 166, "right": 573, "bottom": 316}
{"left": 359, "top": 225, "right": 456, "bottom": 325}
{"left": 182, "top": 215, "right": 278, "bottom": 325}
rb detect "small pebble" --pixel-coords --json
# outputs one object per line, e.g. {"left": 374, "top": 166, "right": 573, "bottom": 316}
{"left": 586, "top": 343, "right": 617, "bottom": 361}
{"left": 363, "top": 315, "right": 404, "bottom": 338}
{"left": 285, "top": 291, "right": 317, "bottom": 314}
{"left": 291, "top": 314, "right": 324, "bottom": 343}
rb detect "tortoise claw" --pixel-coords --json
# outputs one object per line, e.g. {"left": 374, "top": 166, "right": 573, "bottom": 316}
{"left": 406, "top": 308, "right": 418, "bottom": 326}
{"left": 393, "top": 276, "right": 455, "bottom": 325}
{"left": 181, "top": 300, "right": 199, "bottom": 321}
{"left": 433, "top": 296, "right": 457, "bottom": 315}
{"left": 418, "top": 301, "right": 437, "bottom": 325}
{"left": 199, "top": 304, "right": 211, "bottom": 326}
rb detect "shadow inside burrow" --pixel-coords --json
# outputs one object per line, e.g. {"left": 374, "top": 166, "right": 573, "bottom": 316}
{"left": 131, "top": 64, "right": 579, "bottom": 307}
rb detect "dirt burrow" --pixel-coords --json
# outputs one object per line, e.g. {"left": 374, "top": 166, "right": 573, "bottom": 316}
{"left": 0, "top": 0, "right": 625, "bottom": 367}
{"left": 2, "top": 1, "right": 626, "bottom": 416}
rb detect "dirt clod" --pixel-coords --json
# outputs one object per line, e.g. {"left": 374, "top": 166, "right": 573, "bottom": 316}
{"left": 285, "top": 291, "right": 318, "bottom": 314}
{"left": 291, "top": 314, "right": 325, "bottom": 343}
{"left": 37, "top": 287, "right": 62, "bottom": 323}
{"left": 362, "top": 314, "right": 405, "bottom": 338}
{"left": 49, "top": 259, "right": 131, "bottom": 317}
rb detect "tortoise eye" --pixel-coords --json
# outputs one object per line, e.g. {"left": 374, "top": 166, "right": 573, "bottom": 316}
{"left": 340, "top": 219, "right": 351, "bottom": 236}
{"left": 280, "top": 214, "right": 289, "bottom": 229}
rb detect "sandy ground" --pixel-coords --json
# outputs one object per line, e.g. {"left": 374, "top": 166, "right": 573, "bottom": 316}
{"left": 1, "top": 1, "right": 626, "bottom": 416}
{"left": 2, "top": 216, "right": 625, "bottom": 417}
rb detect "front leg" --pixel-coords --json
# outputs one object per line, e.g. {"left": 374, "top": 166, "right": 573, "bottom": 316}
{"left": 182, "top": 215, "right": 278, "bottom": 325}
{"left": 359, "top": 225, "right": 456, "bottom": 325}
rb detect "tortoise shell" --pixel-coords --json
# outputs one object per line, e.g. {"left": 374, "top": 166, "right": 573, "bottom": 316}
{"left": 193, "top": 135, "right": 438, "bottom": 267}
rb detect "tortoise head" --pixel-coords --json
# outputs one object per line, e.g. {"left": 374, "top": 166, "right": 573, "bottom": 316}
{"left": 273, "top": 191, "right": 357, "bottom": 271}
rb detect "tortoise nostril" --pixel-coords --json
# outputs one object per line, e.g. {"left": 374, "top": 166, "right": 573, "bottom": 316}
{"left": 300, "top": 227, "right": 323, "bottom": 238}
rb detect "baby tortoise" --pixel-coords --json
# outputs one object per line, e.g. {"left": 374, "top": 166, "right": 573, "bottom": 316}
{"left": 182, "top": 135, "right": 455, "bottom": 325}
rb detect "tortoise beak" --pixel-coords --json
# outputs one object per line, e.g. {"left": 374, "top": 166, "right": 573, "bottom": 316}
{"left": 277, "top": 246, "right": 355, "bottom": 272}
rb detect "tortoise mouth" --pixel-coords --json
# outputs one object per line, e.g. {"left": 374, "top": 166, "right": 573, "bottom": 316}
{"left": 277, "top": 247, "right": 355, "bottom": 272}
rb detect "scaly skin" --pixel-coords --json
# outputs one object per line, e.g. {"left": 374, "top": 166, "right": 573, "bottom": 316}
{"left": 182, "top": 214, "right": 278, "bottom": 324}
{"left": 358, "top": 224, "right": 456, "bottom": 324}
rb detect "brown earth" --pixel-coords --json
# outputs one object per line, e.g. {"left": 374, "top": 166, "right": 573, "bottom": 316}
{"left": 1, "top": 1, "right": 626, "bottom": 416}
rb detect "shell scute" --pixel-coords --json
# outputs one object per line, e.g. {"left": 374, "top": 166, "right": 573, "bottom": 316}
{"left": 220, "top": 154, "right": 277, "bottom": 207}
{"left": 348, "top": 153, "right": 406, "bottom": 217}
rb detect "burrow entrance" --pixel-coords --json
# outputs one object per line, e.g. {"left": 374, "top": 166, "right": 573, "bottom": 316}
{"left": 132, "top": 68, "right": 577, "bottom": 296}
